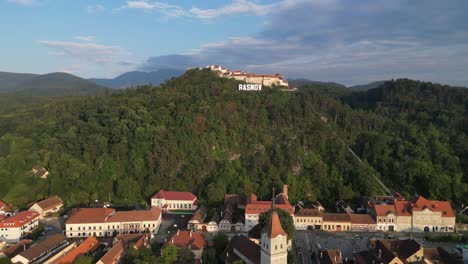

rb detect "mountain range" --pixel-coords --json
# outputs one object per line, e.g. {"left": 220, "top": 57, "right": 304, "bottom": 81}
{"left": 89, "top": 69, "right": 184, "bottom": 89}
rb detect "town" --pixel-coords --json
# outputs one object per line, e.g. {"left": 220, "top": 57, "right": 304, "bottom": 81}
{"left": 0, "top": 184, "right": 466, "bottom": 264}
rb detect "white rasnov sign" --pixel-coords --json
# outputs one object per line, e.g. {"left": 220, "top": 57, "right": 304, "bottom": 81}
{"left": 239, "top": 84, "right": 262, "bottom": 91}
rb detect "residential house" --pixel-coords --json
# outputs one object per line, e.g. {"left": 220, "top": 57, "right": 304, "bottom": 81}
{"left": 244, "top": 185, "right": 294, "bottom": 231}
{"left": 322, "top": 214, "right": 351, "bottom": 232}
{"left": 371, "top": 204, "right": 397, "bottom": 232}
{"left": 65, "top": 207, "right": 162, "bottom": 238}
{"left": 0, "top": 200, "right": 16, "bottom": 217}
{"left": 0, "top": 211, "right": 40, "bottom": 242}
{"left": 55, "top": 236, "right": 99, "bottom": 264}
{"left": 151, "top": 190, "right": 198, "bottom": 212}
{"left": 294, "top": 208, "right": 323, "bottom": 230}
{"left": 97, "top": 233, "right": 151, "bottom": 264}
{"left": 225, "top": 235, "right": 261, "bottom": 264}
{"left": 319, "top": 250, "right": 343, "bottom": 264}
{"left": 29, "top": 196, "right": 64, "bottom": 219}
{"left": 11, "top": 234, "right": 68, "bottom": 264}
{"left": 371, "top": 239, "right": 424, "bottom": 264}
{"left": 2, "top": 239, "right": 34, "bottom": 258}
{"left": 167, "top": 230, "right": 206, "bottom": 261}
{"left": 349, "top": 214, "right": 376, "bottom": 232}
{"left": 32, "top": 165, "right": 49, "bottom": 179}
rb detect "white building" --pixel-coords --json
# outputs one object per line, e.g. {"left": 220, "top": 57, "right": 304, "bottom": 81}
{"left": 260, "top": 210, "right": 288, "bottom": 264}
{"left": 29, "top": 195, "right": 64, "bottom": 219}
{"left": 65, "top": 207, "right": 162, "bottom": 238}
{"left": 0, "top": 211, "right": 40, "bottom": 243}
{"left": 151, "top": 190, "right": 198, "bottom": 211}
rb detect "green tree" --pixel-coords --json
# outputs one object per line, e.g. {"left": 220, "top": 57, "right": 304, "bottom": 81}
{"left": 74, "top": 256, "right": 93, "bottom": 264}
{"left": 259, "top": 208, "right": 295, "bottom": 240}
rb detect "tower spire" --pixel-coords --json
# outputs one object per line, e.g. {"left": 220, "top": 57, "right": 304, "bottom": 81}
{"left": 271, "top": 186, "right": 275, "bottom": 210}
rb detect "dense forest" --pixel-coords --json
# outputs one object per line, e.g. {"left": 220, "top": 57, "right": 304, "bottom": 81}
{"left": 0, "top": 69, "right": 466, "bottom": 209}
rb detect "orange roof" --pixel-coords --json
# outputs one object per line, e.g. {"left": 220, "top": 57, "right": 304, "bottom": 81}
{"left": 373, "top": 204, "right": 397, "bottom": 216}
{"left": 394, "top": 200, "right": 412, "bottom": 216}
{"left": 107, "top": 207, "right": 161, "bottom": 223}
{"left": 266, "top": 210, "right": 287, "bottom": 238}
{"left": 245, "top": 203, "right": 294, "bottom": 215}
{"left": 98, "top": 240, "right": 124, "bottom": 264}
{"left": 168, "top": 231, "right": 205, "bottom": 250}
{"left": 35, "top": 196, "right": 63, "bottom": 211}
{"left": 56, "top": 236, "right": 99, "bottom": 264}
{"left": 0, "top": 211, "right": 39, "bottom": 228}
{"left": 349, "top": 214, "right": 376, "bottom": 225}
{"left": 409, "top": 196, "right": 455, "bottom": 217}
{"left": 66, "top": 208, "right": 115, "bottom": 224}
{"left": 152, "top": 190, "right": 197, "bottom": 201}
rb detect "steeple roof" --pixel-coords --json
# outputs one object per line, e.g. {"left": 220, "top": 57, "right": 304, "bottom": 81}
{"left": 266, "top": 210, "right": 287, "bottom": 238}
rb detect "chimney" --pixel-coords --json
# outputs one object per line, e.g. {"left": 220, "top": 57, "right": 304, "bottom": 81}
{"left": 190, "top": 231, "right": 192, "bottom": 237}
{"left": 283, "top": 185, "right": 288, "bottom": 197}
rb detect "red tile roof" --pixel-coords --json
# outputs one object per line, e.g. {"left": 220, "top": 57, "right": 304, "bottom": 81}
{"left": 409, "top": 196, "right": 455, "bottom": 217}
{"left": 107, "top": 207, "right": 161, "bottom": 223}
{"left": 152, "top": 190, "right": 197, "bottom": 201}
{"left": 394, "top": 200, "right": 412, "bottom": 216}
{"left": 373, "top": 204, "right": 397, "bottom": 216}
{"left": 168, "top": 231, "right": 205, "bottom": 250}
{"left": 295, "top": 208, "right": 323, "bottom": 217}
{"left": 98, "top": 240, "right": 124, "bottom": 264}
{"left": 0, "top": 211, "right": 39, "bottom": 228}
{"left": 266, "top": 211, "right": 287, "bottom": 238}
{"left": 35, "top": 196, "right": 63, "bottom": 211}
{"left": 66, "top": 208, "right": 115, "bottom": 224}
{"left": 55, "top": 236, "right": 99, "bottom": 264}
{"left": 349, "top": 214, "right": 376, "bottom": 225}
{"left": 245, "top": 203, "right": 294, "bottom": 215}
{"left": 323, "top": 213, "right": 351, "bottom": 222}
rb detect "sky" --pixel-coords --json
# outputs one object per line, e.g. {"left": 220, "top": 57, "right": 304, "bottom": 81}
{"left": 1, "top": 0, "right": 467, "bottom": 86}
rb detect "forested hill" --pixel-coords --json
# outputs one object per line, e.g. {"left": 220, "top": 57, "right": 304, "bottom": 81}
{"left": 0, "top": 69, "right": 466, "bottom": 208}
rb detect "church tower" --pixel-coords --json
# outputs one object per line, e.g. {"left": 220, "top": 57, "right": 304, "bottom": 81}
{"left": 260, "top": 189, "right": 288, "bottom": 264}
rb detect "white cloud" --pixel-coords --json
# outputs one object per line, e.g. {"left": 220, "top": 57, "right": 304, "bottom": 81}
{"left": 86, "top": 4, "right": 105, "bottom": 13}
{"left": 7, "top": 0, "right": 35, "bottom": 5}
{"left": 38, "top": 40, "right": 126, "bottom": 64}
{"left": 120, "top": 1, "right": 188, "bottom": 17}
{"left": 73, "top": 36, "right": 95, "bottom": 42}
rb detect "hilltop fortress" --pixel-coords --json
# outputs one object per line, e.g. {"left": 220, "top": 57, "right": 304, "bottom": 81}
{"left": 205, "top": 65, "right": 289, "bottom": 89}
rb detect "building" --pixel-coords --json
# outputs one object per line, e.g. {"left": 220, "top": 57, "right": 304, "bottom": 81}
{"left": 29, "top": 196, "right": 64, "bottom": 219}
{"left": 167, "top": 230, "right": 206, "bottom": 260}
{"left": 245, "top": 185, "right": 294, "bottom": 231}
{"left": 322, "top": 214, "right": 351, "bottom": 232}
{"left": 205, "top": 65, "right": 289, "bottom": 88}
{"left": 294, "top": 208, "right": 323, "bottom": 230}
{"left": 371, "top": 204, "right": 397, "bottom": 232}
{"left": 370, "top": 195, "right": 456, "bottom": 233}
{"left": 97, "top": 233, "right": 150, "bottom": 264}
{"left": 0, "top": 211, "right": 40, "bottom": 242}
{"left": 319, "top": 250, "right": 343, "bottom": 264}
{"left": 371, "top": 239, "right": 424, "bottom": 263}
{"left": 260, "top": 209, "right": 288, "bottom": 264}
{"left": 151, "top": 190, "right": 198, "bottom": 212}
{"left": 225, "top": 235, "right": 261, "bottom": 264}
{"left": 2, "top": 239, "right": 34, "bottom": 258}
{"left": 32, "top": 165, "right": 49, "bottom": 179}
{"left": 0, "top": 200, "right": 16, "bottom": 217}
{"left": 65, "top": 207, "right": 162, "bottom": 238}
{"left": 55, "top": 236, "right": 99, "bottom": 264}
{"left": 187, "top": 206, "right": 208, "bottom": 231}
{"left": 11, "top": 234, "right": 68, "bottom": 264}
{"left": 349, "top": 214, "right": 376, "bottom": 232}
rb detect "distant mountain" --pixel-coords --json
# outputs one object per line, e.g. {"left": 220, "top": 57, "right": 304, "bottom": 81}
{"left": 90, "top": 69, "right": 184, "bottom": 89}
{"left": 0, "top": 72, "right": 38, "bottom": 93}
{"left": 349, "top": 80, "right": 386, "bottom": 91}
{"left": 0, "top": 72, "right": 107, "bottom": 96}
{"left": 288, "top": 78, "right": 346, "bottom": 89}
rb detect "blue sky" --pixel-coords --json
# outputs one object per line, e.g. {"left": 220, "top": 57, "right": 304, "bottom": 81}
{"left": 1, "top": 0, "right": 467, "bottom": 86}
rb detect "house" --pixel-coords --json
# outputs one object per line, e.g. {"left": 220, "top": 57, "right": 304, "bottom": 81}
{"left": 151, "top": 190, "right": 198, "bottom": 212}
{"left": 244, "top": 185, "right": 294, "bottom": 231}
{"left": 322, "top": 214, "right": 351, "bottom": 232}
{"left": 319, "top": 250, "right": 343, "bottom": 264}
{"left": 371, "top": 239, "right": 423, "bottom": 264}
{"left": 225, "top": 235, "right": 261, "bottom": 264}
{"left": 97, "top": 233, "right": 150, "bottom": 264}
{"left": 187, "top": 206, "right": 208, "bottom": 231}
{"left": 371, "top": 204, "right": 397, "bottom": 231}
{"left": 55, "top": 236, "right": 99, "bottom": 264}
{"left": 0, "top": 200, "right": 16, "bottom": 217}
{"left": 226, "top": 205, "right": 289, "bottom": 264}
{"left": 11, "top": 234, "right": 68, "bottom": 264}
{"left": 32, "top": 165, "right": 49, "bottom": 179}
{"left": 167, "top": 230, "right": 206, "bottom": 261}
{"left": 2, "top": 239, "right": 34, "bottom": 258}
{"left": 349, "top": 214, "right": 376, "bottom": 232}
{"left": 294, "top": 208, "right": 323, "bottom": 230}
{"left": 423, "top": 247, "right": 463, "bottom": 264}
{"left": 29, "top": 196, "right": 64, "bottom": 219}
{"left": 65, "top": 207, "right": 162, "bottom": 238}
{"left": 0, "top": 211, "right": 40, "bottom": 242}
{"left": 408, "top": 196, "right": 456, "bottom": 232}
{"left": 224, "top": 194, "right": 245, "bottom": 209}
